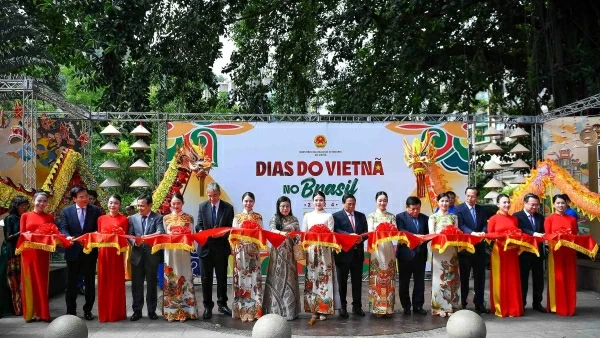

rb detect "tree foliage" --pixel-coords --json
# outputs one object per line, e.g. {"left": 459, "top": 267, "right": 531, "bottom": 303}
{"left": 227, "top": 0, "right": 600, "bottom": 115}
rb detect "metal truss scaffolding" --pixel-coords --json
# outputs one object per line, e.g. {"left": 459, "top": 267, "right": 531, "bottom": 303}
{"left": 2, "top": 77, "right": 600, "bottom": 191}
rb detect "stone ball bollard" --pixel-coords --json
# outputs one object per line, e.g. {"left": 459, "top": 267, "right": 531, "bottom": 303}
{"left": 44, "top": 315, "right": 88, "bottom": 338}
{"left": 252, "top": 314, "right": 291, "bottom": 338}
{"left": 446, "top": 310, "right": 487, "bottom": 338}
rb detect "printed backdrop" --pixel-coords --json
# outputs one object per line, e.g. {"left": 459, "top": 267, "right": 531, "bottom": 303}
{"left": 542, "top": 116, "right": 596, "bottom": 233}
{"left": 0, "top": 114, "right": 88, "bottom": 186}
{"left": 168, "top": 122, "right": 469, "bottom": 221}
{"left": 169, "top": 122, "right": 469, "bottom": 275}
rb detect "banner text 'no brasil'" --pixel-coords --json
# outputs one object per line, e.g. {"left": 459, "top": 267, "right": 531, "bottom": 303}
{"left": 256, "top": 160, "right": 384, "bottom": 198}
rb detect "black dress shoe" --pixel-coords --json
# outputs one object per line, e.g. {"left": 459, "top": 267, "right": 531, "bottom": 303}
{"left": 533, "top": 304, "right": 547, "bottom": 313}
{"left": 203, "top": 308, "right": 212, "bottom": 319}
{"left": 339, "top": 307, "right": 349, "bottom": 318}
{"left": 413, "top": 307, "right": 428, "bottom": 315}
{"left": 148, "top": 312, "right": 159, "bottom": 320}
{"left": 475, "top": 305, "right": 490, "bottom": 314}
{"left": 84, "top": 312, "right": 94, "bottom": 321}
{"left": 218, "top": 305, "right": 232, "bottom": 316}
{"left": 130, "top": 312, "right": 142, "bottom": 321}
{"left": 403, "top": 308, "right": 411, "bottom": 315}
{"left": 352, "top": 308, "right": 365, "bottom": 316}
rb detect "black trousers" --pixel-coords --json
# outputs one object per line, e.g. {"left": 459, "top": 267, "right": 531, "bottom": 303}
{"left": 335, "top": 250, "right": 363, "bottom": 308}
{"left": 66, "top": 252, "right": 97, "bottom": 315}
{"left": 519, "top": 251, "right": 544, "bottom": 306}
{"left": 200, "top": 250, "right": 229, "bottom": 308}
{"left": 398, "top": 253, "right": 426, "bottom": 310}
{"left": 130, "top": 253, "right": 159, "bottom": 314}
{"left": 458, "top": 243, "right": 486, "bottom": 307}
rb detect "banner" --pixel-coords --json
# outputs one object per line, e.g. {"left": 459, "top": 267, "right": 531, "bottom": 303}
{"left": 168, "top": 122, "right": 468, "bottom": 275}
{"left": 168, "top": 122, "right": 468, "bottom": 220}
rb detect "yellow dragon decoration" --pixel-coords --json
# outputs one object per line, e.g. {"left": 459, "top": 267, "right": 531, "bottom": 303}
{"left": 403, "top": 131, "right": 454, "bottom": 210}
{"left": 509, "top": 158, "right": 600, "bottom": 220}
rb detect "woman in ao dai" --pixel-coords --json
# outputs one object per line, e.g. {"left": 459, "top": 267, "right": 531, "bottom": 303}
{"left": 231, "top": 192, "right": 263, "bottom": 321}
{"left": 429, "top": 192, "right": 461, "bottom": 317}
{"left": 162, "top": 193, "right": 198, "bottom": 322}
{"left": 263, "top": 196, "right": 301, "bottom": 320}
{"left": 302, "top": 191, "right": 340, "bottom": 325}
{"left": 366, "top": 191, "right": 397, "bottom": 316}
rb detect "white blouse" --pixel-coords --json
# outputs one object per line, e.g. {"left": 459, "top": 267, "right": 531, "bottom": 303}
{"left": 301, "top": 210, "right": 334, "bottom": 232}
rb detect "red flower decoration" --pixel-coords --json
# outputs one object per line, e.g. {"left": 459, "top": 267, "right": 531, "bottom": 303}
{"left": 170, "top": 226, "right": 191, "bottom": 235}
{"left": 375, "top": 222, "right": 397, "bottom": 232}
{"left": 77, "top": 132, "right": 90, "bottom": 147}
{"left": 34, "top": 223, "right": 60, "bottom": 235}
{"left": 440, "top": 225, "right": 463, "bottom": 235}
{"left": 101, "top": 225, "right": 125, "bottom": 235}
{"left": 240, "top": 220, "right": 262, "bottom": 230}
{"left": 308, "top": 224, "right": 331, "bottom": 233}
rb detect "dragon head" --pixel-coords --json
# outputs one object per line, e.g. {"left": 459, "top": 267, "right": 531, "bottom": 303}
{"left": 176, "top": 137, "right": 213, "bottom": 178}
{"left": 403, "top": 132, "right": 438, "bottom": 198}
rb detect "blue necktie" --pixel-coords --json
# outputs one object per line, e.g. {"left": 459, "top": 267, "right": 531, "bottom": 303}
{"left": 141, "top": 216, "right": 147, "bottom": 234}
{"left": 211, "top": 205, "right": 217, "bottom": 226}
{"left": 78, "top": 208, "right": 85, "bottom": 230}
{"left": 413, "top": 217, "right": 420, "bottom": 233}
{"left": 470, "top": 207, "right": 477, "bottom": 223}
{"left": 528, "top": 214, "right": 535, "bottom": 231}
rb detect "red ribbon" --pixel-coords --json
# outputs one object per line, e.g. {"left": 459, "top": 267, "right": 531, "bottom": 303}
{"left": 228, "top": 228, "right": 286, "bottom": 249}
{"left": 16, "top": 232, "right": 72, "bottom": 254}
{"left": 366, "top": 230, "right": 422, "bottom": 252}
{"left": 290, "top": 231, "right": 359, "bottom": 253}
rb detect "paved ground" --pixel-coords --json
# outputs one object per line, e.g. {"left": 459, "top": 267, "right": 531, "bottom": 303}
{"left": 0, "top": 279, "right": 599, "bottom": 337}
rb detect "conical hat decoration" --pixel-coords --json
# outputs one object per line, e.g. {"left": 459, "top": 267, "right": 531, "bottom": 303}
{"left": 130, "top": 124, "right": 151, "bottom": 136}
{"left": 100, "top": 124, "right": 121, "bottom": 136}
{"left": 100, "top": 142, "right": 119, "bottom": 153}
{"left": 99, "top": 177, "right": 121, "bottom": 188}
{"left": 100, "top": 159, "right": 120, "bottom": 170}
{"left": 130, "top": 139, "right": 151, "bottom": 151}
{"left": 130, "top": 159, "right": 150, "bottom": 170}
{"left": 130, "top": 177, "right": 152, "bottom": 188}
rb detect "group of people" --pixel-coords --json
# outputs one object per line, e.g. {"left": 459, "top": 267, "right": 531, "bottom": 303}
{"left": 0, "top": 183, "right": 582, "bottom": 324}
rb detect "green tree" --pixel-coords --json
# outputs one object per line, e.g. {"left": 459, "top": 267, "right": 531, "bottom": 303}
{"left": 227, "top": 0, "right": 600, "bottom": 115}
{"left": 30, "top": 0, "right": 227, "bottom": 112}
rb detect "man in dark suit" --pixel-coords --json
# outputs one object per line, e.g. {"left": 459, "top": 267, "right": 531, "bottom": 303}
{"left": 396, "top": 196, "right": 429, "bottom": 315}
{"left": 513, "top": 193, "right": 546, "bottom": 313}
{"left": 128, "top": 195, "right": 165, "bottom": 321}
{"left": 59, "top": 186, "right": 102, "bottom": 320}
{"left": 454, "top": 187, "right": 490, "bottom": 314}
{"left": 332, "top": 194, "right": 367, "bottom": 317}
{"left": 195, "top": 182, "right": 234, "bottom": 319}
